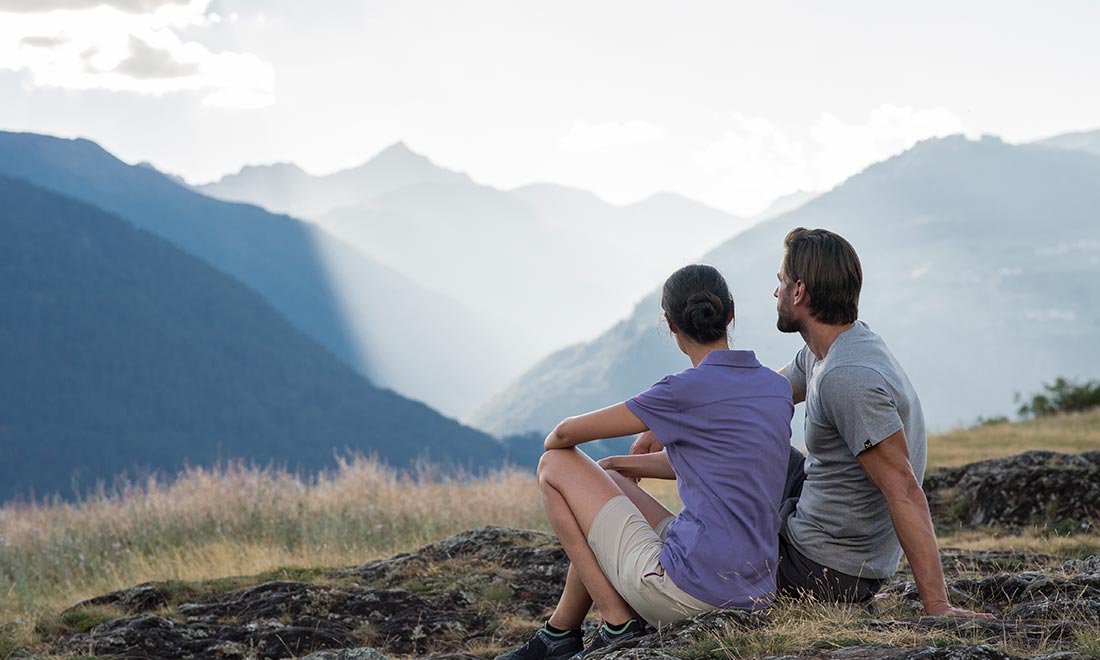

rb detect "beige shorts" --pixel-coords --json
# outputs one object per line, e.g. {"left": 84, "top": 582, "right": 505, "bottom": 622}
{"left": 587, "top": 495, "right": 714, "bottom": 628}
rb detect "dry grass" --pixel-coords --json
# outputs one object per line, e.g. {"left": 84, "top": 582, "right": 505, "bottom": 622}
{"left": 0, "top": 456, "right": 544, "bottom": 623}
{"left": 938, "top": 527, "right": 1100, "bottom": 559}
{"left": 928, "top": 408, "right": 1100, "bottom": 468}
{"left": 702, "top": 597, "right": 966, "bottom": 659}
{"left": 700, "top": 592, "right": 1090, "bottom": 659}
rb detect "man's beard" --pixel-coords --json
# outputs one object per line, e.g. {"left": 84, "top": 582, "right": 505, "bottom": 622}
{"left": 776, "top": 307, "right": 803, "bottom": 334}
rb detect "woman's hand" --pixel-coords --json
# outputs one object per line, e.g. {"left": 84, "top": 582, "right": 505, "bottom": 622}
{"left": 597, "top": 455, "right": 640, "bottom": 483}
{"left": 630, "top": 431, "right": 663, "bottom": 455}
{"left": 597, "top": 451, "right": 676, "bottom": 480}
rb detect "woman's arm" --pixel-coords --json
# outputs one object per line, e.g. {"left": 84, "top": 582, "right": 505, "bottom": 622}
{"left": 544, "top": 402, "right": 648, "bottom": 450}
{"left": 598, "top": 451, "right": 676, "bottom": 480}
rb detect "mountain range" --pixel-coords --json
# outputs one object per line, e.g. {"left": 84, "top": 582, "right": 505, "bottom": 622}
{"left": 200, "top": 143, "right": 472, "bottom": 219}
{"left": 469, "top": 135, "right": 1100, "bottom": 440}
{"left": 0, "top": 175, "right": 511, "bottom": 502}
{"left": 201, "top": 149, "right": 752, "bottom": 362}
{"left": 0, "top": 132, "right": 524, "bottom": 418}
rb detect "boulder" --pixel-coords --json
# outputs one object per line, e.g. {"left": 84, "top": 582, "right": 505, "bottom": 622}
{"left": 924, "top": 451, "right": 1100, "bottom": 531}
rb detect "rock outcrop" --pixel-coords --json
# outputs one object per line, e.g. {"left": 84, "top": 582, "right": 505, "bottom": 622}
{"left": 925, "top": 451, "right": 1100, "bottom": 532}
{"left": 41, "top": 525, "right": 1099, "bottom": 660}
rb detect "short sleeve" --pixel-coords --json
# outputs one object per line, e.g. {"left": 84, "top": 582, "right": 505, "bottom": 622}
{"left": 624, "top": 376, "right": 683, "bottom": 446}
{"left": 817, "top": 367, "right": 904, "bottom": 456}
{"left": 782, "top": 346, "right": 810, "bottom": 394}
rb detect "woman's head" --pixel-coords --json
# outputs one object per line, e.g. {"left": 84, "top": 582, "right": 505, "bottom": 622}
{"left": 661, "top": 264, "right": 734, "bottom": 344}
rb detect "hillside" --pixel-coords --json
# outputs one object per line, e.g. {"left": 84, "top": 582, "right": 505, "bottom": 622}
{"left": 471, "top": 135, "right": 1100, "bottom": 437}
{"left": 927, "top": 408, "right": 1100, "bottom": 468}
{"left": 0, "top": 176, "right": 506, "bottom": 503}
{"left": 0, "top": 131, "right": 520, "bottom": 418}
{"left": 1035, "top": 127, "right": 1100, "bottom": 158}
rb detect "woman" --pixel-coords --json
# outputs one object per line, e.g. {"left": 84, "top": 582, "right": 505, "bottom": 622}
{"left": 497, "top": 264, "right": 794, "bottom": 660}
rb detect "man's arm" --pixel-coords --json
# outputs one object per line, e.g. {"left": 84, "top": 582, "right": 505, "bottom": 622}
{"left": 778, "top": 366, "right": 806, "bottom": 404}
{"left": 857, "top": 431, "right": 992, "bottom": 618}
{"left": 597, "top": 450, "right": 676, "bottom": 480}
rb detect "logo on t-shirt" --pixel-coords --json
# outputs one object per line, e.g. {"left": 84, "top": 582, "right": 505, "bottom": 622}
{"left": 864, "top": 439, "right": 873, "bottom": 449}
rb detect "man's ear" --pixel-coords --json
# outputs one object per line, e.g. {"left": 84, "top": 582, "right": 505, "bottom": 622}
{"left": 793, "top": 281, "right": 808, "bottom": 306}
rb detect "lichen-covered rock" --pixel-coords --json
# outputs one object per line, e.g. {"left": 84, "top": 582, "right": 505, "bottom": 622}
{"left": 43, "top": 524, "right": 1100, "bottom": 660}
{"left": 925, "top": 451, "right": 1100, "bottom": 531}
{"left": 57, "top": 527, "right": 554, "bottom": 660}
{"left": 298, "top": 648, "right": 389, "bottom": 660}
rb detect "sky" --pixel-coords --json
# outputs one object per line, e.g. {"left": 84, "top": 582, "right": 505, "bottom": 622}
{"left": 1, "top": 0, "right": 1098, "bottom": 216}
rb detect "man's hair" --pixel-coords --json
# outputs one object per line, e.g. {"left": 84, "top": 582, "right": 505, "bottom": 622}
{"left": 782, "top": 227, "right": 862, "bottom": 325}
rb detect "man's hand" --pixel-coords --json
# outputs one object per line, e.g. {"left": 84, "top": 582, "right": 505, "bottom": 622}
{"left": 630, "top": 431, "right": 663, "bottom": 455}
{"left": 924, "top": 602, "right": 994, "bottom": 619}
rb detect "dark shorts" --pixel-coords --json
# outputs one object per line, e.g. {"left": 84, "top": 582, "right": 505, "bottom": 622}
{"left": 775, "top": 446, "right": 885, "bottom": 604}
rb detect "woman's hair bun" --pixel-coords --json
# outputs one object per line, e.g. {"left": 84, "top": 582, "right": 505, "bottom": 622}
{"left": 660, "top": 264, "right": 734, "bottom": 344}
{"left": 685, "top": 291, "right": 722, "bottom": 330}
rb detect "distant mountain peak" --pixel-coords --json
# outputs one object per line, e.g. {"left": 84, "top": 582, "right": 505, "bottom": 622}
{"left": 235, "top": 162, "right": 308, "bottom": 176}
{"left": 364, "top": 141, "right": 449, "bottom": 173}
{"left": 377, "top": 141, "right": 414, "bottom": 157}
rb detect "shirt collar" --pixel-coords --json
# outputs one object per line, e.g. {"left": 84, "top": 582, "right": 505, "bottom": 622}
{"left": 698, "top": 349, "right": 760, "bottom": 368}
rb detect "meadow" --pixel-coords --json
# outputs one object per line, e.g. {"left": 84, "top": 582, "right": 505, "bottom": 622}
{"left": 2, "top": 409, "right": 1099, "bottom": 652}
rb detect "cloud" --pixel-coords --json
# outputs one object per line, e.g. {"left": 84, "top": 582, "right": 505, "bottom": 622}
{"left": 559, "top": 120, "right": 666, "bottom": 154}
{"left": 20, "top": 35, "right": 70, "bottom": 48}
{"left": 112, "top": 35, "right": 198, "bottom": 79}
{"left": 810, "top": 105, "right": 968, "bottom": 187}
{"left": 0, "top": 0, "right": 189, "bottom": 12}
{"left": 693, "top": 113, "right": 814, "bottom": 215}
{"left": 0, "top": 0, "right": 273, "bottom": 108}
{"left": 693, "top": 105, "right": 970, "bottom": 215}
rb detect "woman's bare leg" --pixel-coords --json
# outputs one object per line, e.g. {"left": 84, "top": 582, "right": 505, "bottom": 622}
{"left": 546, "top": 563, "right": 593, "bottom": 630}
{"left": 543, "top": 463, "right": 675, "bottom": 628}
{"left": 538, "top": 448, "right": 637, "bottom": 626}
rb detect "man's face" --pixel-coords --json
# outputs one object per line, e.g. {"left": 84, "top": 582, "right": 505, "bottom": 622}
{"left": 774, "top": 265, "right": 802, "bottom": 334}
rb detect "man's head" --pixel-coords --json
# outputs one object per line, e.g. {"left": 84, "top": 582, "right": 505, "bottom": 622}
{"left": 774, "top": 227, "right": 862, "bottom": 332}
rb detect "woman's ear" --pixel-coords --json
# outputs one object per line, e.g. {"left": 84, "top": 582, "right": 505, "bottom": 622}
{"left": 664, "top": 312, "right": 679, "bottom": 334}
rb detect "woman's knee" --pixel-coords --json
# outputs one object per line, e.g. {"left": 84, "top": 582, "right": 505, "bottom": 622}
{"left": 538, "top": 447, "right": 578, "bottom": 483}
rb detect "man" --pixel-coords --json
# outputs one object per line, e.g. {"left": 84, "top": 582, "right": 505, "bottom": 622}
{"left": 769, "top": 227, "right": 989, "bottom": 616}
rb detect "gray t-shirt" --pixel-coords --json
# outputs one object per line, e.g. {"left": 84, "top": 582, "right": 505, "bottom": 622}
{"left": 782, "top": 321, "right": 927, "bottom": 580}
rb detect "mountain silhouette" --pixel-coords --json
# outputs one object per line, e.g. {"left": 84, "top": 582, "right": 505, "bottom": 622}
{"left": 200, "top": 142, "right": 472, "bottom": 218}
{"left": 0, "top": 131, "right": 515, "bottom": 417}
{"left": 471, "top": 135, "right": 1100, "bottom": 439}
{"left": 1035, "top": 128, "right": 1100, "bottom": 158}
{"left": 0, "top": 176, "right": 506, "bottom": 503}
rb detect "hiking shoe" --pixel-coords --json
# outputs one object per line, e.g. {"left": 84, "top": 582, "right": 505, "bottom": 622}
{"left": 569, "top": 619, "right": 649, "bottom": 660}
{"left": 494, "top": 626, "right": 584, "bottom": 660}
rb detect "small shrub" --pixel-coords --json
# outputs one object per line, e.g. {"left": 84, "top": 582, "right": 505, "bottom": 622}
{"left": 1017, "top": 377, "right": 1100, "bottom": 418}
